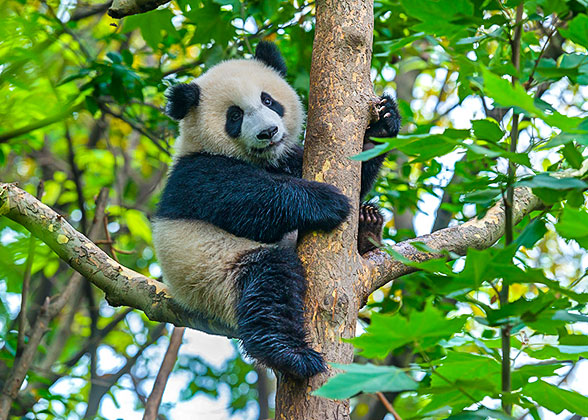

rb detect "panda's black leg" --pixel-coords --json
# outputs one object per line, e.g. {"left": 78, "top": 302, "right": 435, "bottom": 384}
{"left": 358, "top": 203, "right": 384, "bottom": 255}
{"left": 235, "top": 247, "right": 326, "bottom": 378}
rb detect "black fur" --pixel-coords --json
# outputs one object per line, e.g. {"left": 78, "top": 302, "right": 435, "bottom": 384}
{"left": 255, "top": 41, "right": 287, "bottom": 77}
{"left": 358, "top": 203, "right": 384, "bottom": 254}
{"left": 261, "top": 92, "right": 285, "bottom": 117}
{"left": 165, "top": 83, "right": 200, "bottom": 120}
{"left": 156, "top": 153, "right": 351, "bottom": 243}
{"left": 225, "top": 105, "right": 244, "bottom": 138}
{"left": 235, "top": 247, "right": 326, "bottom": 378}
{"left": 361, "top": 94, "right": 402, "bottom": 198}
{"left": 366, "top": 94, "right": 401, "bottom": 139}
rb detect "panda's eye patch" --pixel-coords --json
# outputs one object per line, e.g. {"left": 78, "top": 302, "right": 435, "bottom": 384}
{"left": 261, "top": 92, "right": 284, "bottom": 117}
{"left": 226, "top": 105, "right": 244, "bottom": 138}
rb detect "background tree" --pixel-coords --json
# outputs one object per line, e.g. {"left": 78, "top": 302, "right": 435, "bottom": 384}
{"left": 1, "top": 0, "right": 588, "bottom": 419}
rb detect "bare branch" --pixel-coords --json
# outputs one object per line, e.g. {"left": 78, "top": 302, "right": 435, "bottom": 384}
{"left": 108, "top": 0, "right": 171, "bottom": 18}
{"left": 0, "top": 182, "right": 236, "bottom": 338}
{"left": 143, "top": 326, "right": 185, "bottom": 420}
{"left": 360, "top": 187, "right": 542, "bottom": 301}
{"left": 69, "top": 1, "right": 112, "bottom": 21}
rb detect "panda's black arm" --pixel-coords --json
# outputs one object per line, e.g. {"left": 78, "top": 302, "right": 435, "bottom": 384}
{"left": 156, "top": 153, "right": 351, "bottom": 244}
{"left": 270, "top": 143, "right": 386, "bottom": 200}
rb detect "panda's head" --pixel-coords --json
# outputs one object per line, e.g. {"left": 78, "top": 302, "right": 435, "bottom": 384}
{"left": 165, "top": 42, "right": 304, "bottom": 165}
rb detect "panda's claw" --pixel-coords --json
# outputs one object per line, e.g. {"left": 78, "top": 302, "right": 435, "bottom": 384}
{"left": 358, "top": 203, "right": 384, "bottom": 255}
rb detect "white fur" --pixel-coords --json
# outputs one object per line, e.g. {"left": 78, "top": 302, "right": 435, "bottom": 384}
{"left": 153, "top": 218, "right": 277, "bottom": 328}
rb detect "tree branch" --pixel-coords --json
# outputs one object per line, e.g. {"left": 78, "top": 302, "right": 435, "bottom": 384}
{"left": 143, "top": 326, "right": 185, "bottom": 420}
{"left": 108, "top": 0, "right": 171, "bottom": 18}
{"left": 360, "top": 187, "right": 542, "bottom": 302}
{"left": 0, "top": 183, "right": 236, "bottom": 338}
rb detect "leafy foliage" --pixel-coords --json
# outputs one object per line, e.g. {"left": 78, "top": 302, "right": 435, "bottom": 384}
{"left": 0, "top": 0, "right": 587, "bottom": 419}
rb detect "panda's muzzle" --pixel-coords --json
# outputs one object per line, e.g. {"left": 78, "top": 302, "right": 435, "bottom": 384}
{"left": 257, "top": 126, "right": 279, "bottom": 141}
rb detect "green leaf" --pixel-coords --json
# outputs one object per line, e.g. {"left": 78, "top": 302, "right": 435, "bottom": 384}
{"left": 556, "top": 207, "right": 588, "bottom": 248}
{"left": 313, "top": 363, "right": 418, "bottom": 399}
{"left": 514, "top": 218, "right": 547, "bottom": 248}
{"left": 399, "top": 0, "right": 475, "bottom": 36}
{"left": 559, "top": 14, "right": 588, "bottom": 49}
{"left": 376, "top": 32, "right": 425, "bottom": 54}
{"left": 431, "top": 352, "right": 501, "bottom": 391}
{"left": 524, "top": 380, "right": 588, "bottom": 415}
{"left": 526, "top": 345, "right": 588, "bottom": 362}
{"left": 351, "top": 303, "right": 467, "bottom": 358}
{"left": 350, "top": 143, "right": 394, "bottom": 161}
{"left": 448, "top": 408, "right": 516, "bottom": 420}
{"left": 512, "top": 363, "right": 563, "bottom": 390}
{"left": 516, "top": 173, "right": 588, "bottom": 190}
{"left": 482, "top": 68, "right": 583, "bottom": 131}
{"left": 542, "top": 131, "right": 588, "bottom": 148}
{"left": 123, "top": 9, "right": 178, "bottom": 50}
{"left": 562, "top": 143, "right": 584, "bottom": 169}
{"left": 472, "top": 119, "right": 504, "bottom": 142}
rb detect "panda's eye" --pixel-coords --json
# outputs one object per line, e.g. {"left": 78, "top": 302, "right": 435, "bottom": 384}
{"left": 261, "top": 92, "right": 273, "bottom": 107}
{"left": 230, "top": 107, "right": 243, "bottom": 121}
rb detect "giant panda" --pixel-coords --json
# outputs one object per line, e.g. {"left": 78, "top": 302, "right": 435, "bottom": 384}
{"left": 152, "top": 42, "right": 400, "bottom": 378}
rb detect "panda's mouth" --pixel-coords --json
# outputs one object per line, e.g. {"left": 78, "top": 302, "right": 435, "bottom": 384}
{"left": 250, "top": 135, "right": 285, "bottom": 154}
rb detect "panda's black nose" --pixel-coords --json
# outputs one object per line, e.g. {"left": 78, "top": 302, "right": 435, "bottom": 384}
{"left": 257, "top": 126, "right": 279, "bottom": 140}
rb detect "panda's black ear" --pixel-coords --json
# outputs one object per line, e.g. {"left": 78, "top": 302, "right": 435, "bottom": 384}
{"left": 165, "top": 83, "right": 200, "bottom": 120}
{"left": 254, "top": 41, "right": 287, "bottom": 77}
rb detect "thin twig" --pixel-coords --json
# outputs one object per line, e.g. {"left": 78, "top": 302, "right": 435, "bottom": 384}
{"left": 0, "top": 298, "right": 51, "bottom": 420}
{"left": 64, "top": 308, "right": 133, "bottom": 368}
{"left": 100, "top": 104, "right": 171, "bottom": 156}
{"left": 84, "top": 324, "right": 166, "bottom": 419}
{"left": 65, "top": 124, "right": 87, "bottom": 233}
{"left": 501, "top": 3, "right": 524, "bottom": 415}
{"left": 375, "top": 392, "right": 403, "bottom": 420}
{"left": 143, "top": 327, "right": 185, "bottom": 420}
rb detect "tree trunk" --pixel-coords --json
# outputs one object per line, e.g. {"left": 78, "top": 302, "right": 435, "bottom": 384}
{"left": 274, "top": 0, "right": 375, "bottom": 418}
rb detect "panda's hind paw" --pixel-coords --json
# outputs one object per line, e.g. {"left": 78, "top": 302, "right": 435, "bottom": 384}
{"left": 358, "top": 203, "right": 384, "bottom": 255}
{"left": 285, "top": 347, "right": 327, "bottom": 379}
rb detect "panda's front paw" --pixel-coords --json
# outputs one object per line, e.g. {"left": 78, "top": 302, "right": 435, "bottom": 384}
{"left": 311, "top": 183, "right": 351, "bottom": 232}
{"left": 365, "top": 95, "right": 401, "bottom": 139}
{"left": 323, "top": 186, "right": 352, "bottom": 230}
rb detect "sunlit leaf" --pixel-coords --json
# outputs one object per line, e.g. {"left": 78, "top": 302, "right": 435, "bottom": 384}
{"left": 313, "top": 363, "right": 418, "bottom": 399}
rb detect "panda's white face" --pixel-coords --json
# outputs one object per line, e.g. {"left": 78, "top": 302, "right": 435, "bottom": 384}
{"left": 225, "top": 90, "right": 288, "bottom": 162}
{"left": 174, "top": 59, "right": 304, "bottom": 166}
